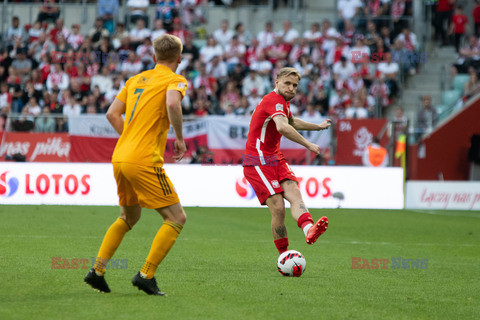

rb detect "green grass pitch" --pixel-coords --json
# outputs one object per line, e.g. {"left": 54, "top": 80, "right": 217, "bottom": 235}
{"left": 0, "top": 205, "right": 479, "bottom": 319}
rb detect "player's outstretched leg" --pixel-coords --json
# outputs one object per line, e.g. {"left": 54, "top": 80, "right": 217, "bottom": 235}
{"left": 281, "top": 179, "right": 328, "bottom": 244}
{"left": 84, "top": 268, "right": 111, "bottom": 293}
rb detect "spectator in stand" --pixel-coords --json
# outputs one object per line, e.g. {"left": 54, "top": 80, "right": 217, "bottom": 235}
{"left": 127, "top": 0, "right": 150, "bottom": 26}
{"left": 321, "top": 19, "right": 340, "bottom": 57}
{"left": 47, "top": 89, "right": 62, "bottom": 114}
{"left": 346, "top": 72, "right": 364, "bottom": 94}
{"left": 213, "top": 19, "right": 235, "bottom": 49}
{"left": 277, "top": 20, "right": 299, "bottom": 49}
{"left": 206, "top": 54, "right": 228, "bottom": 87}
{"left": 392, "top": 105, "right": 408, "bottom": 135}
{"left": 136, "top": 37, "right": 155, "bottom": 70}
{"left": 364, "top": 20, "right": 381, "bottom": 53}
{"left": 249, "top": 51, "right": 273, "bottom": 82}
{"left": 120, "top": 51, "right": 143, "bottom": 79}
{"left": 435, "top": 0, "right": 455, "bottom": 46}
{"left": 182, "top": 31, "right": 200, "bottom": 67}
{"left": 6, "top": 16, "right": 26, "bottom": 51}
{"left": 242, "top": 69, "right": 265, "bottom": 97}
{"left": 257, "top": 21, "right": 276, "bottom": 49}
{"left": 156, "top": 0, "right": 178, "bottom": 30}
{"left": 449, "top": 5, "right": 469, "bottom": 53}
{"left": 55, "top": 33, "right": 73, "bottom": 55}
{"left": 390, "top": 38, "right": 409, "bottom": 74}
{"left": 219, "top": 80, "right": 240, "bottom": 113}
{"left": 329, "top": 82, "right": 351, "bottom": 119}
{"left": 104, "top": 76, "right": 124, "bottom": 104}
{"left": 364, "top": 0, "right": 390, "bottom": 28}
{"left": 288, "top": 38, "right": 311, "bottom": 66}
{"left": 395, "top": 27, "right": 417, "bottom": 74}
{"left": 246, "top": 87, "right": 262, "bottom": 114}
{"left": 333, "top": 56, "right": 356, "bottom": 84}
{"left": 224, "top": 35, "right": 246, "bottom": 73}
{"left": 464, "top": 68, "right": 480, "bottom": 99}
{"left": 303, "top": 22, "right": 322, "bottom": 46}
{"left": 193, "top": 97, "right": 210, "bottom": 117}
{"left": 357, "top": 86, "right": 376, "bottom": 115}
{"left": 337, "top": 0, "right": 363, "bottom": 32}
{"left": 380, "top": 25, "right": 393, "bottom": 48}
{"left": 37, "top": 0, "right": 60, "bottom": 25}
{"left": 265, "top": 35, "right": 289, "bottom": 65}
{"left": 88, "top": 18, "right": 110, "bottom": 49}
{"left": 63, "top": 95, "right": 82, "bottom": 117}
{"left": 474, "top": 0, "right": 480, "bottom": 37}
{"left": 0, "top": 82, "right": 12, "bottom": 114}
{"left": 454, "top": 35, "right": 480, "bottom": 73}
{"left": 200, "top": 35, "right": 224, "bottom": 64}
{"left": 92, "top": 85, "right": 109, "bottom": 113}
{"left": 234, "top": 22, "right": 253, "bottom": 47}
{"left": 129, "top": 19, "right": 150, "bottom": 49}
{"left": 377, "top": 52, "right": 399, "bottom": 99}
{"left": 342, "top": 20, "right": 358, "bottom": 47}
{"left": 67, "top": 24, "right": 84, "bottom": 51}
{"left": 170, "top": 17, "right": 188, "bottom": 44}
{"left": 151, "top": 19, "right": 167, "bottom": 41}
{"left": 415, "top": 95, "right": 438, "bottom": 140}
{"left": 91, "top": 65, "right": 113, "bottom": 94}
{"left": 301, "top": 103, "right": 322, "bottom": 120}
{"left": 345, "top": 95, "right": 369, "bottom": 119}
{"left": 11, "top": 48, "right": 32, "bottom": 84}
{"left": 350, "top": 35, "right": 370, "bottom": 64}
{"left": 46, "top": 63, "right": 69, "bottom": 93}
{"left": 326, "top": 36, "right": 349, "bottom": 67}
{"left": 34, "top": 106, "right": 56, "bottom": 132}
{"left": 13, "top": 105, "right": 35, "bottom": 131}
{"left": 112, "top": 23, "right": 129, "bottom": 49}
{"left": 28, "top": 21, "right": 44, "bottom": 43}
{"left": 244, "top": 37, "right": 262, "bottom": 68}
{"left": 98, "top": 0, "right": 119, "bottom": 34}
{"left": 22, "top": 81, "right": 43, "bottom": 106}
{"left": 369, "top": 76, "right": 390, "bottom": 109}
{"left": 193, "top": 63, "right": 217, "bottom": 100}
{"left": 49, "top": 18, "right": 70, "bottom": 46}
{"left": 391, "top": 0, "right": 406, "bottom": 38}
{"left": 293, "top": 54, "right": 313, "bottom": 93}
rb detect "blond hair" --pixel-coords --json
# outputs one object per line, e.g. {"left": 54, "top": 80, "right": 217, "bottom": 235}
{"left": 153, "top": 34, "right": 183, "bottom": 63}
{"left": 276, "top": 67, "right": 302, "bottom": 81}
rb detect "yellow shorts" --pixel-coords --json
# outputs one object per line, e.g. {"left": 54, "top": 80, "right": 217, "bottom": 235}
{"left": 113, "top": 162, "right": 179, "bottom": 209}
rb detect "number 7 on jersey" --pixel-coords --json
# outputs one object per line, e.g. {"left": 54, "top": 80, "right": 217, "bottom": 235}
{"left": 128, "top": 88, "right": 144, "bottom": 124}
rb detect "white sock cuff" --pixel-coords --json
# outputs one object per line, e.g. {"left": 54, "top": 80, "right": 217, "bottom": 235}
{"left": 303, "top": 223, "right": 313, "bottom": 237}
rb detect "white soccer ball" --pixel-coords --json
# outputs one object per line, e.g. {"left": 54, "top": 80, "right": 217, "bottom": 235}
{"left": 277, "top": 250, "right": 306, "bottom": 277}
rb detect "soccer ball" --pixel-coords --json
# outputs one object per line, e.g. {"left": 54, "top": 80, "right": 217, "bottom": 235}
{"left": 277, "top": 250, "right": 306, "bottom": 277}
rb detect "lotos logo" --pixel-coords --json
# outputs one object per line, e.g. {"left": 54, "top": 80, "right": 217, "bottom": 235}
{"left": 0, "top": 172, "right": 19, "bottom": 197}
{"left": 235, "top": 177, "right": 256, "bottom": 200}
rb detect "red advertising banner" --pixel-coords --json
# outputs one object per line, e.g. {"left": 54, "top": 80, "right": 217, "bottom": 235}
{"left": 0, "top": 132, "right": 71, "bottom": 162}
{"left": 69, "top": 136, "right": 118, "bottom": 162}
{"left": 335, "top": 119, "right": 389, "bottom": 165}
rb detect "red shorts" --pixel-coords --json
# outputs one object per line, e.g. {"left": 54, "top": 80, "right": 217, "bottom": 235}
{"left": 243, "top": 159, "right": 298, "bottom": 205}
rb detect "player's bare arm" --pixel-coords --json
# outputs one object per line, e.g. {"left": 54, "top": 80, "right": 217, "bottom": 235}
{"left": 273, "top": 115, "right": 320, "bottom": 154}
{"left": 289, "top": 116, "right": 333, "bottom": 131}
{"left": 106, "top": 98, "right": 126, "bottom": 135}
{"left": 166, "top": 89, "right": 186, "bottom": 161}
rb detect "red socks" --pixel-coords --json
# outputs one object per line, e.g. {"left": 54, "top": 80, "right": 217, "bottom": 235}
{"left": 297, "top": 212, "right": 314, "bottom": 229}
{"left": 274, "top": 237, "right": 289, "bottom": 254}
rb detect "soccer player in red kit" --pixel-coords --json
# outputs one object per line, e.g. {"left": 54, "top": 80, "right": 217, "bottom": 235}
{"left": 243, "top": 67, "right": 332, "bottom": 255}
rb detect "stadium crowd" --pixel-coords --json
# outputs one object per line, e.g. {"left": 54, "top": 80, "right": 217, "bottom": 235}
{"left": 0, "top": 0, "right": 417, "bottom": 133}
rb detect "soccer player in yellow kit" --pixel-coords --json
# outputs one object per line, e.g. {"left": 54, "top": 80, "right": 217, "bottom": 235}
{"left": 84, "top": 34, "right": 188, "bottom": 296}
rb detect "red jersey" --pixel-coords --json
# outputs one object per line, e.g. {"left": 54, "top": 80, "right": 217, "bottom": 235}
{"left": 474, "top": 6, "right": 480, "bottom": 23}
{"left": 452, "top": 14, "right": 468, "bottom": 34}
{"left": 243, "top": 90, "right": 292, "bottom": 166}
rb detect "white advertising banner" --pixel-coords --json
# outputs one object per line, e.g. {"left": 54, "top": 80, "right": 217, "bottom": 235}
{"left": 206, "top": 116, "right": 332, "bottom": 150}
{"left": 406, "top": 181, "right": 480, "bottom": 210}
{"left": 68, "top": 115, "right": 119, "bottom": 137}
{"left": 1, "top": 163, "right": 403, "bottom": 209}
{"left": 0, "top": 163, "right": 118, "bottom": 205}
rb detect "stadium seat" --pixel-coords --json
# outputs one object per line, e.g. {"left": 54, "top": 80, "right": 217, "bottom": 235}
{"left": 436, "top": 105, "right": 450, "bottom": 121}
{"left": 452, "top": 74, "right": 470, "bottom": 94}
{"left": 442, "top": 89, "right": 462, "bottom": 108}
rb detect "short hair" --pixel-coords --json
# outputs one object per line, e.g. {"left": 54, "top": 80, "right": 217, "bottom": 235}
{"left": 276, "top": 67, "right": 301, "bottom": 81}
{"left": 153, "top": 34, "right": 183, "bottom": 63}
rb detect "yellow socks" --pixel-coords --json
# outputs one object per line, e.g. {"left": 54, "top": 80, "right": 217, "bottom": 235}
{"left": 93, "top": 218, "right": 130, "bottom": 275}
{"left": 140, "top": 221, "right": 183, "bottom": 279}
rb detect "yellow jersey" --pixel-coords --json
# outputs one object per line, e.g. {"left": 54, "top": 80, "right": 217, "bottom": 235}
{"left": 112, "top": 64, "right": 187, "bottom": 166}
